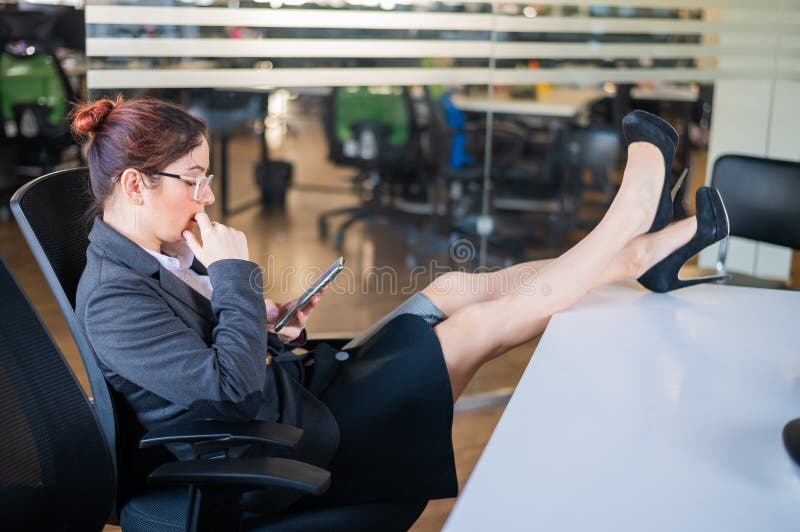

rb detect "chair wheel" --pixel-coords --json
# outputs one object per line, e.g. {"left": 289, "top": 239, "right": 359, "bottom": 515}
{"left": 318, "top": 219, "right": 328, "bottom": 238}
{"left": 333, "top": 233, "right": 344, "bottom": 249}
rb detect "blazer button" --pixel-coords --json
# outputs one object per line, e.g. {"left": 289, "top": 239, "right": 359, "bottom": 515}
{"left": 334, "top": 351, "right": 349, "bottom": 362}
{"left": 265, "top": 355, "right": 273, "bottom": 366}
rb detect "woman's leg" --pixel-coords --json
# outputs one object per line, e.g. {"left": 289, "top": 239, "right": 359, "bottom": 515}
{"left": 432, "top": 142, "right": 683, "bottom": 399}
{"left": 423, "top": 214, "right": 698, "bottom": 319}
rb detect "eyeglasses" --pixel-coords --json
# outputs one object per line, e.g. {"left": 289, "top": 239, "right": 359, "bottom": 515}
{"left": 150, "top": 171, "right": 214, "bottom": 201}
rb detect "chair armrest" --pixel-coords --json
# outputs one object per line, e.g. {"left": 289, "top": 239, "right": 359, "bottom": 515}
{"left": 148, "top": 457, "right": 331, "bottom": 496}
{"left": 140, "top": 419, "right": 302, "bottom": 450}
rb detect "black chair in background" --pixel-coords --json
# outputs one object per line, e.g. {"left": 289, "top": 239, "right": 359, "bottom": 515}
{"left": 710, "top": 154, "right": 800, "bottom": 290}
{"left": 186, "top": 90, "right": 281, "bottom": 217}
{"left": 10, "top": 167, "right": 427, "bottom": 531}
{"left": 567, "top": 126, "right": 622, "bottom": 230}
{"left": 489, "top": 122, "right": 575, "bottom": 256}
{"left": 425, "top": 90, "right": 553, "bottom": 263}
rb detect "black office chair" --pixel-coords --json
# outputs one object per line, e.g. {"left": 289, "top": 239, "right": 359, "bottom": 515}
{"left": 0, "top": 255, "right": 394, "bottom": 532}
{"left": 568, "top": 126, "right": 622, "bottom": 230}
{"left": 710, "top": 154, "right": 800, "bottom": 290}
{"left": 424, "top": 90, "right": 541, "bottom": 263}
{"left": 10, "top": 168, "right": 427, "bottom": 531}
{"left": 489, "top": 122, "right": 575, "bottom": 257}
{"left": 0, "top": 255, "right": 114, "bottom": 531}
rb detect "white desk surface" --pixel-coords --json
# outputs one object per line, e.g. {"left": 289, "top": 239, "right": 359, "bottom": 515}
{"left": 452, "top": 88, "right": 608, "bottom": 118}
{"left": 445, "top": 283, "right": 800, "bottom": 532}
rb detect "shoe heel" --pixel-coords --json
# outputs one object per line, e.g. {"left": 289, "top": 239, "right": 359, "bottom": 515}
{"left": 637, "top": 186, "right": 731, "bottom": 293}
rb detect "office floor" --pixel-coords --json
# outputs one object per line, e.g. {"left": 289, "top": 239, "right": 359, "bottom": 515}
{"left": 2, "top": 99, "right": 798, "bottom": 530}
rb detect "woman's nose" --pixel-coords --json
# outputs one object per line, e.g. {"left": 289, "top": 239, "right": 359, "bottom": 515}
{"left": 198, "top": 187, "right": 215, "bottom": 206}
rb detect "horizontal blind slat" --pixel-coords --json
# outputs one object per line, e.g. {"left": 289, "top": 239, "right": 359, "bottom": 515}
{"left": 87, "top": 66, "right": 787, "bottom": 89}
{"left": 85, "top": 6, "right": 800, "bottom": 34}
{"left": 86, "top": 38, "right": 798, "bottom": 59}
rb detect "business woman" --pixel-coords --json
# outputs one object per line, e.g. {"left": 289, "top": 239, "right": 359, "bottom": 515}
{"left": 72, "top": 96, "right": 728, "bottom": 513}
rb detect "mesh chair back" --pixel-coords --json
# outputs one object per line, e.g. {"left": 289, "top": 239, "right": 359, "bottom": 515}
{"left": 712, "top": 154, "right": 800, "bottom": 250}
{"left": 10, "top": 167, "right": 119, "bottom": 466}
{"left": 570, "top": 127, "right": 620, "bottom": 190}
{"left": 0, "top": 257, "right": 114, "bottom": 530}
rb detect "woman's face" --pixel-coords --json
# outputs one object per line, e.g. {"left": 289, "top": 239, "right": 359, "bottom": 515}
{"left": 142, "top": 136, "right": 214, "bottom": 244}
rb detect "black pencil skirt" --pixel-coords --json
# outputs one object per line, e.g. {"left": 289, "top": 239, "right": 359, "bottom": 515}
{"left": 295, "top": 312, "right": 458, "bottom": 510}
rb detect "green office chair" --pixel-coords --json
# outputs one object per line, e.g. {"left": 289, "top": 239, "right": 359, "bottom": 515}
{"left": 318, "top": 86, "right": 425, "bottom": 249}
{"left": 0, "top": 44, "right": 74, "bottom": 167}
{"left": 0, "top": 39, "right": 76, "bottom": 223}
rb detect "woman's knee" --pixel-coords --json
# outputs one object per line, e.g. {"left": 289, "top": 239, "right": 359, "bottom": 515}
{"left": 422, "top": 271, "right": 474, "bottom": 313}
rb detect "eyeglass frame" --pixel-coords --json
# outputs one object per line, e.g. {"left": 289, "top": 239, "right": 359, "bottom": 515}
{"left": 146, "top": 170, "right": 215, "bottom": 201}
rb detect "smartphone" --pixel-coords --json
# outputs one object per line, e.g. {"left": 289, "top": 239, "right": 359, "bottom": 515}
{"left": 274, "top": 257, "right": 344, "bottom": 332}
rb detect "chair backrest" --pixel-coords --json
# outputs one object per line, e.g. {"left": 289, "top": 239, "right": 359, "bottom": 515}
{"left": 569, "top": 126, "right": 621, "bottom": 194}
{"left": 10, "top": 168, "right": 119, "bottom": 464}
{"left": 0, "top": 256, "right": 115, "bottom": 530}
{"left": 711, "top": 154, "right": 800, "bottom": 250}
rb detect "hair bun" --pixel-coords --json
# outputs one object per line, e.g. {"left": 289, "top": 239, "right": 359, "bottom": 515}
{"left": 71, "top": 98, "right": 117, "bottom": 136}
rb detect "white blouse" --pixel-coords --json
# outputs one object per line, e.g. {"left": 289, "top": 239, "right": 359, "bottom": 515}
{"left": 141, "top": 240, "right": 214, "bottom": 300}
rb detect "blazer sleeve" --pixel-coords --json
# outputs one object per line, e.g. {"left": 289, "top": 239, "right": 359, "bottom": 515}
{"left": 83, "top": 259, "right": 269, "bottom": 421}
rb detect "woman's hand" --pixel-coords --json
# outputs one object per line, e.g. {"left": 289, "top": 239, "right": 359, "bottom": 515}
{"left": 183, "top": 212, "right": 249, "bottom": 267}
{"left": 265, "top": 286, "right": 328, "bottom": 343}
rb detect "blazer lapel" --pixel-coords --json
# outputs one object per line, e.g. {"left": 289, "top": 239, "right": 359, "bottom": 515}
{"left": 88, "top": 217, "right": 216, "bottom": 325}
{"left": 158, "top": 265, "right": 216, "bottom": 325}
{"left": 191, "top": 257, "right": 208, "bottom": 276}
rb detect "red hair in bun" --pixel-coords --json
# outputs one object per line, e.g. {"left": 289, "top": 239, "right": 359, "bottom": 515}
{"left": 70, "top": 96, "right": 119, "bottom": 137}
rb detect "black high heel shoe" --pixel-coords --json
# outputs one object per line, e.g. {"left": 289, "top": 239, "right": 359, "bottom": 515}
{"left": 637, "top": 186, "right": 731, "bottom": 293}
{"left": 622, "top": 110, "right": 679, "bottom": 234}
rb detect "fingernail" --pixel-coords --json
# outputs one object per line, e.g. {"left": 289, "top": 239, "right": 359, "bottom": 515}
{"left": 268, "top": 308, "right": 278, "bottom": 318}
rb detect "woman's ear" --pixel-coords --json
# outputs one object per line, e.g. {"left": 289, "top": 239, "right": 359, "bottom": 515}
{"left": 119, "top": 168, "right": 144, "bottom": 204}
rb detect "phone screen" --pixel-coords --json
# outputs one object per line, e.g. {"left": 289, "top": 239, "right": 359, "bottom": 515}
{"left": 274, "top": 257, "right": 344, "bottom": 332}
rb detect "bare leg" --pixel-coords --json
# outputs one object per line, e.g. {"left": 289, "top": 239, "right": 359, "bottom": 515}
{"left": 433, "top": 142, "right": 674, "bottom": 399}
{"left": 435, "top": 215, "right": 698, "bottom": 399}
{"left": 423, "top": 213, "right": 698, "bottom": 319}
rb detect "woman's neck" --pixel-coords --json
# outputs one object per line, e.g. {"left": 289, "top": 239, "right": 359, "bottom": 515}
{"left": 102, "top": 207, "right": 161, "bottom": 253}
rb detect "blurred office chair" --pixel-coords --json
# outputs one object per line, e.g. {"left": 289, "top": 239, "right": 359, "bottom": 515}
{"left": 187, "top": 90, "right": 286, "bottom": 217}
{"left": 0, "top": 39, "right": 75, "bottom": 170}
{"left": 424, "top": 91, "right": 545, "bottom": 263}
{"left": 431, "top": 92, "right": 600, "bottom": 259}
{"left": 489, "top": 121, "right": 576, "bottom": 256}
{"left": 318, "top": 86, "right": 427, "bottom": 249}
{"left": 567, "top": 126, "right": 622, "bottom": 230}
{"left": 10, "top": 168, "right": 428, "bottom": 530}
{"left": 710, "top": 154, "right": 800, "bottom": 290}
{"left": 0, "top": 36, "right": 77, "bottom": 218}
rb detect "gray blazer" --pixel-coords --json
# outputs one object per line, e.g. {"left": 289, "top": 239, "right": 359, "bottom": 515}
{"left": 76, "top": 217, "right": 340, "bottom": 467}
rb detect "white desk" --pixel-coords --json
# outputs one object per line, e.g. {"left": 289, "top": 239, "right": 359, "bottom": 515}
{"left": 445, "top": 284, "right": 800, "bottom": 532}
{"left": 452, "top": 88, "right": 608, "bottom": 118}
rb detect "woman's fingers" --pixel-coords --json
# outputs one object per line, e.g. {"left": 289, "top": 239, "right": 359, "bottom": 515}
{"left": 188, "top": 214, "right": 249, "bottom": 266}
{"left": 264, "top": 299, "right": 280, "bottom": 323}
{"left": 194, "top": 212, "right": 213, "bottom": 235}
{"left": 182, "top": 229, "right": 202, "bottom": 255}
